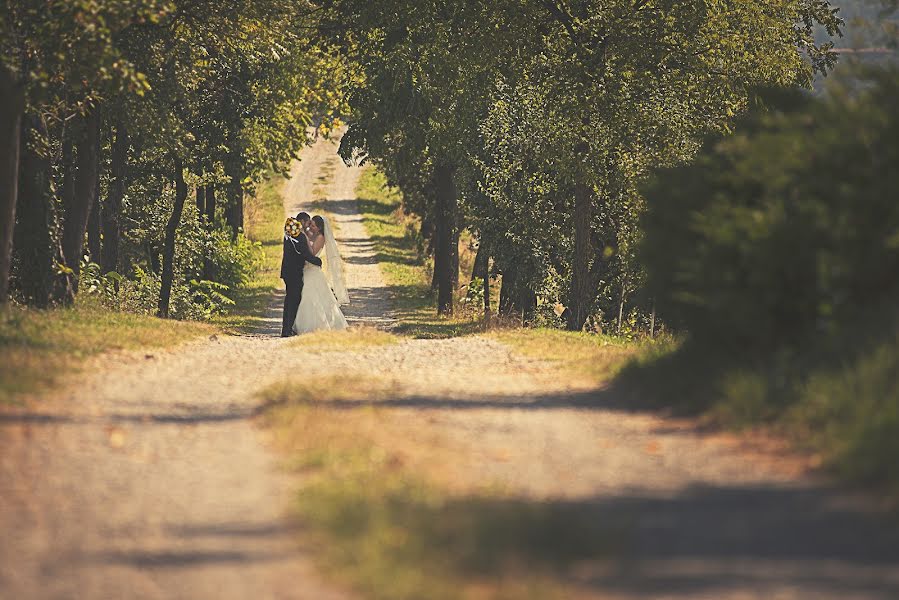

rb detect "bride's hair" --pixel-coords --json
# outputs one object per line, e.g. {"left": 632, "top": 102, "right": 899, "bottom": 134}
{"left": 312, "top": 215, "right": 325, "bottom": 235}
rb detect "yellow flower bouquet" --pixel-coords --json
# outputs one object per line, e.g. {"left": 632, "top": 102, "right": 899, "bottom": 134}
{"left": 284, "top": 217, "right": 304, "bottom": 239}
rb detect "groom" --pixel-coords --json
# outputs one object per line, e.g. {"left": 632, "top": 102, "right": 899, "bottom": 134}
{"left": 280, "top": 212, "right": 323, "bottom": 337}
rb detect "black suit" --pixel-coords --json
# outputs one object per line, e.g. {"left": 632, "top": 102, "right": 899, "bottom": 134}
{"left": 280, "top": 235, "right": 322, "bottom": 336}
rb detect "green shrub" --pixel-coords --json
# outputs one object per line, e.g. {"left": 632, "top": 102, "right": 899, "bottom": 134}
{"left": 640, "top": 68, "right": 899, "bottom": 353}
{"left": 628, "top": 66, "right": 899, "bottom": 494}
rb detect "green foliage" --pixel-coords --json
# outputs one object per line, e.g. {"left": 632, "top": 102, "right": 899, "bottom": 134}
{"left": 641, "top": 69, "right": 899, "bottom": 352}
{"left": 326, "top": 0, "right": 843, "bottom": 326}
{"left": 80, "top": 262, "right": 125, "bottom": 305}
{"left": 4, "top": 0, "right": 348, "bottom": 318}
{"left": 626, "top": 64, "right": 899, "bottom": 495}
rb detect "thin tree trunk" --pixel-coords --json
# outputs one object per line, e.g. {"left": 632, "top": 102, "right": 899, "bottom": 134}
{"left": 649, "top": 300, "right": 656, "bottom": 338}
{"left": 0, "top": 65, "right": 24, "bottom": 303}
{"left": 472, "top": 237, "right": 491, "bottom": 326}
{"left": 430, "top": 225, "right": 440, "bottom": 292}
{"left": 204, "top": 183, "right": 216, "bottom": 226}
{"left": 201, "top": 184, "right": 216, "bottom": 280}
{"left": 451, "top": 220, "right": 460, "bottom": 292}
{"left": 483, "top": 266, "right": 491, "bottom": 328}
{"left": 87, "top": 189, "right": 101, "bottom": 262}
{"left": 61, "top": 105, "right": 102, "bottom": 292}
{"left": 225, "top": 161, "right": 243, "bottom": 238}
{"left": 158, "top": 157, "right": 187, "bottom": 318}
{"left": 433, "top": 161, "right": 456, "bottom": 315}
{"left": 616, "top": 277, "right": 627, "bottom": 334}
{"left": 102, "top": 122, "right": 128, "bottom": 273}
{"left": 567, "top": 171, "right": 593, "bottom": 331}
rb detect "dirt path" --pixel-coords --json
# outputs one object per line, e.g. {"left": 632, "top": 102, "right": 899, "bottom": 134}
{"left": 0, "top": 140, "right": 369, "bottom": 600}
{"left": 2, "top": 136, "right": 898, "bottom": 599}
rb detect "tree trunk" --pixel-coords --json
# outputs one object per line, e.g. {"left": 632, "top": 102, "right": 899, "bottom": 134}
{"left": 649, "top": 300, "right": 656, "bottom": 338}
{"left": 87, "top": 189, "right": 101, "bottom": 262}
{"left": 14, "top": 114, "right": 71, "bottom": 306}
{"left": 195, "top": 184, "right": 205, "bottom": 216}
{"left": 472, "top": 237, "right": 491, "bottom": 325}
{"left": 471, "top": 238, "right": 488, "bottom": 284}
{"left": 204, "top": 183, "right": 216, "bottom": 226}
{"left": 483, "top": 264, "right": 491, "bottom": 328}
{"left": 420, "top": 214, "right": 434, "bottom": 260}
{"left": 61, "top": 105, "right": 102, "bottom": 292}
{"left": 0, "top": 65, "right": 24, "bottom": 304}
{"left": 520, "top": 285, "right": 537, "bottom": 325}
{"left": 433, "top": 161, "right": 456, "bottom": 316}
{"left": 616, "top": 277, "right": 628, "bottom": 334}
{"left": 499, "top": 265, "right": 517, "bottom": 317}
{"left": 430, "top": 224, "right": 440, "bottom": 292}
{"left": 567, "top": 172, "right": 593, "bottom": 331}
{"left": 225, "top": 162, "right": 243, "bottom": 238}
{"left": 158, "top": 157, "right": 187, "bottom": 318}
{"left": 201, "top": 184, "right": 216, "bottom": 280}
{"left": 451, "top": 220, "right": 460, "bottom": 292}
{"left": 102, "top": 123, "right": 128, "bottom": 273}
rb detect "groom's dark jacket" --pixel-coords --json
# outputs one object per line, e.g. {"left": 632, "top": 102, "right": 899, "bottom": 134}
{"left": 280, "top": 235, "right": 322, "bottom": 281}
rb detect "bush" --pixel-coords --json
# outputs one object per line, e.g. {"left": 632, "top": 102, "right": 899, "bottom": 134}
{"left": 640, "top": 69, "right": 899, "bottom": 353}
{"left": 628, "top": 66, "right": 899, "bottom": 495}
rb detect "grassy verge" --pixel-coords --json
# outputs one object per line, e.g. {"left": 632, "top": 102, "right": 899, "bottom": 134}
{"left": 210, "top": 174, "right": 286, "bottom": 333}
{"left": 259, "top": 377, "right": 625, "bottom": 600}
{"left": 355, "top": 167, "right": 483, "bottom": 338}
{"left": 615, "top": 322, "right": 899, "bottom": 499}
{"left": 0, "top": 298, "right": 213, "bottom": 403}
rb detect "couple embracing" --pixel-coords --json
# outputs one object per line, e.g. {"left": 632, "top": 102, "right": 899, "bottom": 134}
{"left": 280, "top": 212, "right": 349, "bottom": 337}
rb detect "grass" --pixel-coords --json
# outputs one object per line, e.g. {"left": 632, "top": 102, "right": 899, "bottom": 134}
{"left": 0, "top": 298, "right": 213, "bottom": 403}
{"left": 258, "top": 376, "right": 627, "bottom": 600}
{"left": 615, "top": 318, "right": 899, "bottom": 500}
{"left": 210, "top": 173, "right": 287, "bottom": 333}
{"left": 355, "top": 167, "right": 483, "bottom": 338}
{"left": 490, "top": 327, "right": 664, "bottom": 387}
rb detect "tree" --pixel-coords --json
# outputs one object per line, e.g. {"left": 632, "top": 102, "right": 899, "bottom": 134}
{"left": 0, "top": 64, "right": 24, "bottom": 303}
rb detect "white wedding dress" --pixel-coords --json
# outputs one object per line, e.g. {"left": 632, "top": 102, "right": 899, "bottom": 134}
{"left": 293, "top": 222, "right": 349, "bottom": 334}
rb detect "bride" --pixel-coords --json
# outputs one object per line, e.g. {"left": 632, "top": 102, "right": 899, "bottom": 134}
{"left": 293, "top": 215, "right": 350, "bottom": 334}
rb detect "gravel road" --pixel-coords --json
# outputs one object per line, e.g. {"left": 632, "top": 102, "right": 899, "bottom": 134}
{"left": 2, "top": 136, "right": 898, "bottom": 600}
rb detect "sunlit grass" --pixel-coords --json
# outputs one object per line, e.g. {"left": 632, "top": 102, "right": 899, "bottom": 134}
{"left": 355, "top": 167, "right": 482, "bottom": 338}
{"left": 0, "top": 298, "right": 213, "bottom": 403}
{"left": 258, "top": 376, "right": 627, "bottom": 600}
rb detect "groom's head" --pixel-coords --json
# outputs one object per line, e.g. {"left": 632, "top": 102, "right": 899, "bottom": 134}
{"left": 296, "top": 212, "right": 311, "bottom": 226}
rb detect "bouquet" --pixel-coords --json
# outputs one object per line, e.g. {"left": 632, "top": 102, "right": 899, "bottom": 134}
{"left": 284, "top": 217, "right": 304, "bottom": 239}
